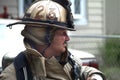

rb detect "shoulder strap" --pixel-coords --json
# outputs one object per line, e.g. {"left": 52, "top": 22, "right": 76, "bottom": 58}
{"left": 68, "top": 52, "right": 83, "bottom": 80}
{"left": 14, "top": 52, "right": 33, "bottom": 80}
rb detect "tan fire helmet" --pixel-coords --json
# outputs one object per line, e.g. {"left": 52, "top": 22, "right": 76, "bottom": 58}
{"left": 7, "top": 0, "right": 75, "bottom": 31}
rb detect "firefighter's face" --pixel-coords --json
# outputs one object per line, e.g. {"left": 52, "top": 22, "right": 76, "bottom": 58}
{"left": 49, "top": 29, "right": 70, "bottom": 56}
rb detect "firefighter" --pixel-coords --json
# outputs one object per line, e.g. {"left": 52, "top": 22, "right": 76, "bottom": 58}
{"left": 0, "top": 0, "right": 105, "bottom": 80}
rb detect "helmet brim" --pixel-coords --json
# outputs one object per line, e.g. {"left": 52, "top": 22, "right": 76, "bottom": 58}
{"left": 7, "top": 21, "right": 76, "bottom": 31}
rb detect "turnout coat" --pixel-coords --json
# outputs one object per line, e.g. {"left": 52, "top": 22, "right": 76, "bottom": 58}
{"left": 0, "top": 45, "right": 105, "bottom": 80}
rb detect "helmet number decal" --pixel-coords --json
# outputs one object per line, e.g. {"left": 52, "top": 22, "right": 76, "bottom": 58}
{"left": 35, "top": 5, "right": 44, "bottom": 19}
{"left": 47, "top": 8, "right": 57, "bottom": 21}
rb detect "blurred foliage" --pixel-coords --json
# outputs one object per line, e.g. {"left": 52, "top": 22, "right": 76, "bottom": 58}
{"left": 101, "top": 67, "right": 120, "bottom": 80}
{"left": 100, "top": 38, "right": 120, "bottom": 80}
{"left": 103, "top": 38, "right": 120, "bottom": 66}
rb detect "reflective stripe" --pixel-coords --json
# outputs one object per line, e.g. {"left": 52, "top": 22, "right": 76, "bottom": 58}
{"left": 23, "top": 67, "right": 28, "bottom": 80}
{"left": 90, "top": 74, "right": 103, "bottom": 80}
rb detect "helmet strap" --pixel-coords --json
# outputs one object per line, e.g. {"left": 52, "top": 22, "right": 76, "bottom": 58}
{"left": 40, "top": 27, "right": 52, "bottom": 57}
{"left": 45, "top": 27, "right": 52, "bottom": 44}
